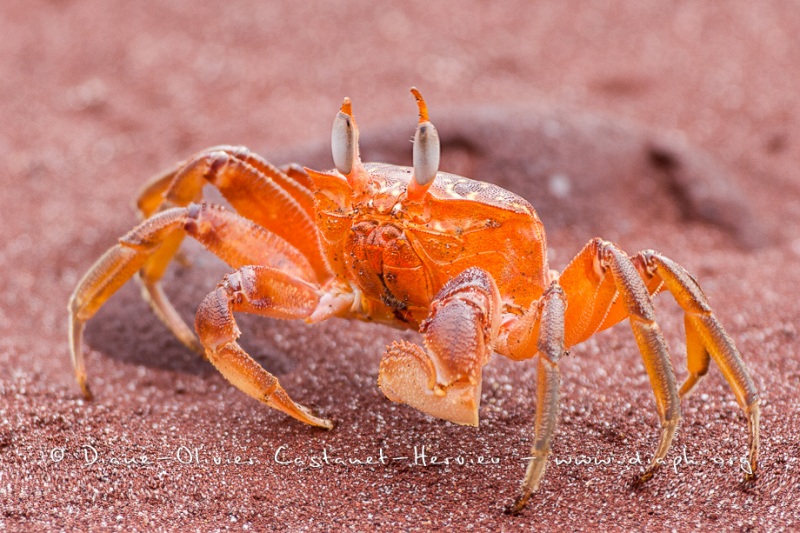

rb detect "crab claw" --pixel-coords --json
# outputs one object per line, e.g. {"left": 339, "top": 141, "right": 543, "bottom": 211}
{"left": 378, "top": 268, "right": 500, "bottom": 427}
{"left": 378, "top": 340, "right": 482, "bottom": 426}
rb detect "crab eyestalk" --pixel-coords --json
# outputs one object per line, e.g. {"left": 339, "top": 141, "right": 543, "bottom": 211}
{"left": 407, "top": 87, "right": 440, "bottom": 202}
{"left": 332, "top": 98, "right": 355, "bottom": 175}
{"left": 331, "top": 97, "right": 368, "bottom": 190}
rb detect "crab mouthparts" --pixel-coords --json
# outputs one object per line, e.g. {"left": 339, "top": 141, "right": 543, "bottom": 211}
{"left": 378, "top": 340, "right": 482, "bottom": 427}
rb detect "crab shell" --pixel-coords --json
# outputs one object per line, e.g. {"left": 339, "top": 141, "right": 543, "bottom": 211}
{"left": 302, "top": 158, "right": 547, "bottom": 425}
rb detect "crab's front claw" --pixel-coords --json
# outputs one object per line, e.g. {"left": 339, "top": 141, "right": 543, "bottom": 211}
{"left": 378, "top": 341, "right": 481, "bottom": 426}
{"left": 379, "top": 268, "right": 500, "bottom": 426}
{"left": 378, "top": 340, "right": 482, "bottom": 426}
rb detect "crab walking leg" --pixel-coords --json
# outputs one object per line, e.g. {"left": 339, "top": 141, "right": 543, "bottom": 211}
{"left": 557, "top": 239, "right": 682, "bottom": 480}
{"left": 279, "top": 162, "right": 316, "bottom": 191}
{"left": 69, "top": 244, "right": 153, "bottom": 400}
{"left": 69, "top": 208, "right": 192, "bottom": 398}
{"left": 507, "top": 284, "right": 566, "bottom": 515}
{"left": 378, "top": 268, "right": 501, "bottom": 427}
{"left": 204, "top": 153, "right": 324, "bottom": 278}
{"left": 142, "top": 201, "right": 315, "bottom": 354}
{"left": 634, "top": 250, "right": 760, "bottom": 478}
{"left": 592, "top": 240, "right": 681, "bottom": 481}
{"left": 135, "top": 146, "right": 324, "bottom": 279}
{"left": 677, "top": 314, "right": 712, "bottom": 398}
{"left": 136, "top": 164, "right": 183, "bottom": 219}
{"left": 135, "top": 146, "right": 315, "bottom": 219}
{"left": 143, "top": 150, "right": 329, "bottom": 351}
{"left": 68, "top": 203, "right": 314, "bottom": 398}
{"left": 195, "top": 265, "right": 332, "bottom": 428}
{"left": 130, "top": 148, "right": 327, "bottom": 348}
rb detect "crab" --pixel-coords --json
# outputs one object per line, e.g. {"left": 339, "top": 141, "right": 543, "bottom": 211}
{"left": 68, "top": 88, "right": 759, "bottom": 513}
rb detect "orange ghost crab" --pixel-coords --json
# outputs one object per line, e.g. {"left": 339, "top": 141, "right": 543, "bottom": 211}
{"left": 68, "top": 88, "right": 759, "bottom": 513}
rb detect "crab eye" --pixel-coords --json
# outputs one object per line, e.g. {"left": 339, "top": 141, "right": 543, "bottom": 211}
{"left": 413, "top": 120, "right": 440, "bottom": 187}
{"left": 409, "top": 87, "right": 440, "bottom": 189}
{"left": 332, "top": 99, "right": 356, "bottom": 176}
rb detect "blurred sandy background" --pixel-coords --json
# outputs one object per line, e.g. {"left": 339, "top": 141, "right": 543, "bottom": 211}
{"left": 2, "top": 1, "right": 799, "bottom": 530}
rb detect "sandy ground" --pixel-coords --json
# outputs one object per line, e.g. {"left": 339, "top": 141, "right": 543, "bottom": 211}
{"left": 2, "top": 1, "right": 800, "bottom": 531}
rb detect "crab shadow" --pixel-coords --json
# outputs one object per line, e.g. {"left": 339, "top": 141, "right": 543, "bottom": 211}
{"left": 82, "top": 249, "right": 301, "bottom": 379}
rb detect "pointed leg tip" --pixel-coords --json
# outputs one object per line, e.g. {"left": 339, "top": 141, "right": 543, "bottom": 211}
{"left": 738, "top": 471, "right": 759, "bottom": 494}
{"left": 301, "top": 407, "right": 334, "bottom": 430}
{"left": 80, "top": 381, "right": 94, "bottom": 401}
{"left": 316, "top": 419, "right": 335, "bottom": 430}
{"left": 504, "top": 496, "right": 529, "bottom": 516}
{"left": 630, "top": 467, "right": 657, "bottom": 491}
{"left": 268, "top": 387, "right": 334, "bottom": 430}
{"left": 629, "top": 477, "right": 646, "bottom": 491}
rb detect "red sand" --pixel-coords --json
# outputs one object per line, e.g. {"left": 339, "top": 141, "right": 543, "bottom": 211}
{"left": 2, "top": 1, "right": 799, "bottom": 530}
